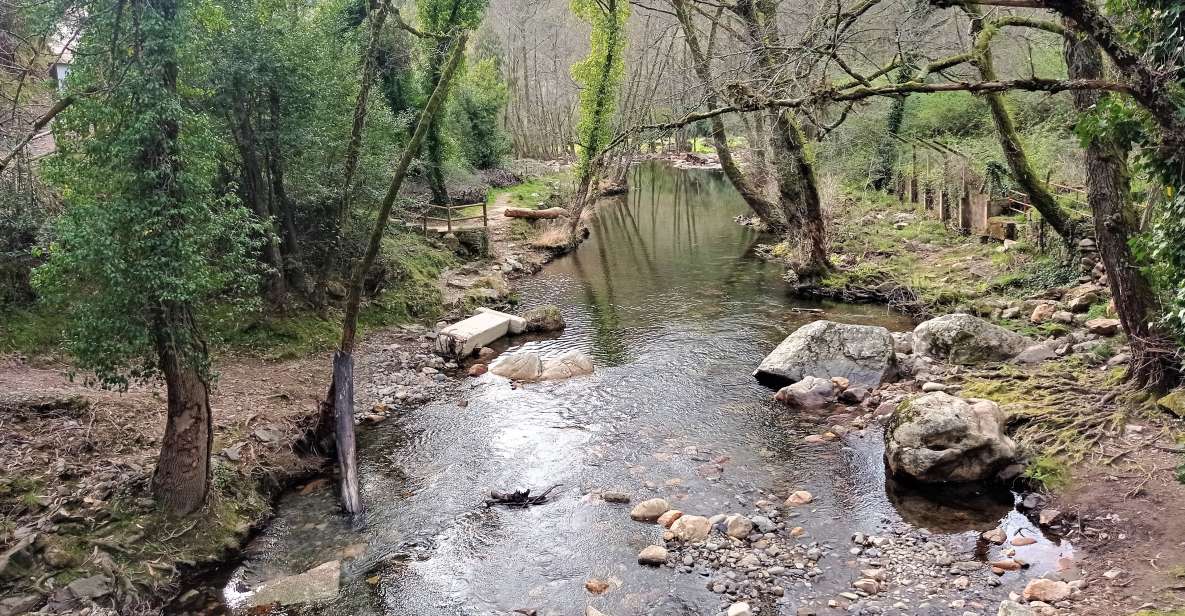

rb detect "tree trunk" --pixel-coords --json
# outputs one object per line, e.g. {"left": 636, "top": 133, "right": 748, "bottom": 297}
{"left": 150, "top": 304, "right": 214, "bottom": 515}
{"left": 139, "top": 0, "right": 214, "bottom": 515}
{"left": 230, "top": 97, "right": 287, "bottom": 305}
{"left": 965, "top": 5, "right": 1078, "bottom": 248}
{"left": 306, "top": 34, "right": 469, "bottom": 475}
{"left": 770, "top": 110, "right": 831, "bottom": 273}
{"left": 1063, "top": 27, "right": 1177, "bottom": 390}
{"left": 736, "top": 0, "right": 831, "bottom": 273}
{"left": 671, "top": 0, "right": 782, "bottom": 230}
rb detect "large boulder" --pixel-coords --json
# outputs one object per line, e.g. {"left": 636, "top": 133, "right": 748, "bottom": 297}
{"left": 754, "top": 320, "right": 897, "bottom": 389}
{"left": 490, "top": 350, "right": 594, "bottom": 381}
{"left": 912, "top": 314, "right": 1032, "bottom": 364}
{"left": 885, "top": 392, "right": 1020, "bottom": 483}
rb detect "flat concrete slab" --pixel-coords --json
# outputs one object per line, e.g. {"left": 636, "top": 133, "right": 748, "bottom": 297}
{"left": 435, "top": 308, "right": 526, "bottom": 357}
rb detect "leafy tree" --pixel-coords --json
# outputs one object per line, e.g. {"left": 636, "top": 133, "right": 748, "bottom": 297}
{"left": 449, "top": 56, "right": 510, "bottom": 169}
{"left": 416, "top": 0, "right": 490, "bottom": 204}
{"left": 569, "top": 0, "right": 628, "bottom": 223}
{"left": 35, "top": 0, "right": 260, "bottom": 514}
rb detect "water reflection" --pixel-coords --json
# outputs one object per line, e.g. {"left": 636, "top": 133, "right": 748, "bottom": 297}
{"left": 214, "top": 162, "right": 1058, "bottom": 616}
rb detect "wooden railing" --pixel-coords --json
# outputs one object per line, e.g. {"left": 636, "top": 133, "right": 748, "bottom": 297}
{"left": 419, "top": 201, "right": 487, "bottom": 234}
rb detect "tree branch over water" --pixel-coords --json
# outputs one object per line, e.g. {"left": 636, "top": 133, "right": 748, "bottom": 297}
{"left": 607, "top": 76, "right": 1131, "bottom": 148}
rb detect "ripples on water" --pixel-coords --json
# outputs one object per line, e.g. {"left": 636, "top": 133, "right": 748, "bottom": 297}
{"left": 216, "top": 162, "right": 1068, "bottom": 616}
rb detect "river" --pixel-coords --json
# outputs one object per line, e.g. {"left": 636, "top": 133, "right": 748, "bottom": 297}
{"left": 209, "top": 162, "right": 1067, "bottom": 615}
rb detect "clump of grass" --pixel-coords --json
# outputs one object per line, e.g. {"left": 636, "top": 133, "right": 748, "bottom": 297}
{"left": 1025, "top": 455, "right": 1071, "bottom": 491}
{"left": 532, "top": 224, "right": 574, "bottom": 249}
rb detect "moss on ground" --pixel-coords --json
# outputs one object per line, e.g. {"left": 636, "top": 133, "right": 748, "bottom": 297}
{"left": 956, "top": 358, "right": 1126, "bottom": 490}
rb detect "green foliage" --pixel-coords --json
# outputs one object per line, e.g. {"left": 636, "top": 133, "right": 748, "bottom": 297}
{"left": 449, "top": 57, "right": 510, "bottom": 169}
{"left": 1025, "top": 455, "right": 1071, "bottom": 491}
{"left": 33, "top": 0, "right": 261, "bottom": 388}
{"left": 205, "top": 232, "right": 452, "bottom": 359}
{"left": 570, "top": 0, "right": 629, "bottom": 178}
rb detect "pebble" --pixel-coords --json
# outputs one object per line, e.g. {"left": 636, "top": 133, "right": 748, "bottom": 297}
{"left": 637, "top": 545, "right": 668, "bottom": 566}
{"left": 629, "top": 498, "right": 670, "bottom": 521}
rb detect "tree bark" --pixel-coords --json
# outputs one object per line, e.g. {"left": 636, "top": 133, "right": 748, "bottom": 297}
{"left": 735, "top": 0, "right": 831, "bottom": 273}
{"left": 1063, "top": 27, "right": 1177, "bottom": 389}
{"left": 138, "top": 0, "right": 215, "bottom": 515}
{"left": 150, "top": 305, "right": 214, "bottom": 515}
{"left": 965, "top": 4, "right": 1079, "bottom": 248}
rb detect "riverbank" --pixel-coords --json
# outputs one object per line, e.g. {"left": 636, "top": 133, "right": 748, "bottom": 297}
{"left": 767, "top": 187, "right": 1185, "bottom": 615}
{"left": 0, "top": 163, "right": 585, "bottom": 615}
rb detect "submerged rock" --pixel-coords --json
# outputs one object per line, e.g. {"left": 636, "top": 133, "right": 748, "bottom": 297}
{"left": 912, "top": 313, "right": 1032, "bottom": 364}
{"left": 490, "top": 352, "right": 543, "bottom": 380}
{"left": 539, "top": 350, "right": 594, "bottom": 380}
{"left": 773, "top": 376, "right": 834, "bottom": 409}
{"left": 490, "top": 350, "right": 593, "bottom": 381}
{"left": 754, "top": 320, "right": 897, "bottom": 389}
{"left": 885, "top": 392, "right": 1020, "bottom": 483}
{"left": 245, "top": 561, "right": 341, "bottom": 608}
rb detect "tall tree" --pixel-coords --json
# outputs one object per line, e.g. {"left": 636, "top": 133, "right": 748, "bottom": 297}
{"left": 568, "top": 0, "right": 629, "bottom": 226}
{"left": 417, "top": 0, "right": 488, "bottom": 205}
{"left": 35, "top": 0, "right": 259, "bottom": 514}
{"left": 962, "top": 3, "right": 1080, "bottom": 248}
{"left": 1063, "top": 21, "right": 1177, "bottom": 388}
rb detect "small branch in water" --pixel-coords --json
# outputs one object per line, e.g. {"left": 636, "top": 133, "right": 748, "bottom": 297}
{"left": 485, "top": 484, "right": 562, "bottom": 508}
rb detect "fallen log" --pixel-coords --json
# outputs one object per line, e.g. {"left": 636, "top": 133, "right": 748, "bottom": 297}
{"left": 504, "top": 206, "right": 568, "bottom": 219}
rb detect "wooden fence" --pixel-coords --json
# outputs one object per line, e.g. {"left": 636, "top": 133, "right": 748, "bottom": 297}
{"left": 418, "top": 201, "right": 488, "bottom": 234}
{"left": 892, "top": 141, "right": 1085, "bottom": 250}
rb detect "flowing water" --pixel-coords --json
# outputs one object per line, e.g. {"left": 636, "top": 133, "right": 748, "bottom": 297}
{"left": 209, "top": 163, "right": 1068, "bottom": 615}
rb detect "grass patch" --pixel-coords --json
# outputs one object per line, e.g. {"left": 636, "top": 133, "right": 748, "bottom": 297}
{"left": 488, "top": 175, "right": 565, "bottom": 210}
{"left": 1025, "top": 455, "right": 1071, "bottom": 491}
{"left": 0, "top": 305, "right": 66, "bottom": 356}
{"left": 206, "top": 232, "right": 453, "bottom": 360}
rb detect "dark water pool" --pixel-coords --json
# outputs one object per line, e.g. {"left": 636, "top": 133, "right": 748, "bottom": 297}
{"left": 208, "top": 163, "right": 1067, "bottom": 615}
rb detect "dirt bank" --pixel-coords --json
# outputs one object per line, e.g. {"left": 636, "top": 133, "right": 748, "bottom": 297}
{"left": 0, "top": 164, "right": 586, "bottom": 616}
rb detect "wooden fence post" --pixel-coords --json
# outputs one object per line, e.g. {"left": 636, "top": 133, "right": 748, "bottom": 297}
{"left": 446, "top": 205, "right": 453, "bottom": 233}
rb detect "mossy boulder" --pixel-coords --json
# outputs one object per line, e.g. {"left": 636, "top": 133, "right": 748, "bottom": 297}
{"left": 1157, "top": 390, "right": 1185, "bottom": 418}
{"left": 912, "top": 313, "right": 1032, "bottom": 364}
{"left": 521, "top": 304, "right": 566, "bottom": 332}
{"left": 885, "top": 392, "right": 1021, "bottom": 483}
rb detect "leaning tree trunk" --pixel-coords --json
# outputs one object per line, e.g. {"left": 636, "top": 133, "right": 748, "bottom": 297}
{"left": 965, "top": 5, "right": 1078, "bottom": 249}
{"left": 770, "top": 110, "right": 831, "bottom": 274}
{"left": 151, "top": 304, "right": 214, "bottom": 515}
{"left": 671, "top": 0, "right": 782, "bottom": 230}
{"left": 1063, "top": 27, "right": 1177, "bottom": 390}
{"left": 735, "top": 0, "right": 831, "bottom": 273}
{"left": 307, "top": 35, "right": 469, "bottom": 512}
